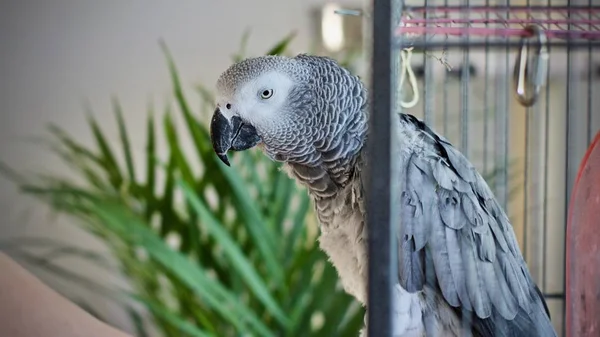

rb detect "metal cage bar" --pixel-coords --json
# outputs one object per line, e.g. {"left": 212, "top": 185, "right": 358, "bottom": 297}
{"left": 366, "top": 0, "right": 397, "bottom": 336}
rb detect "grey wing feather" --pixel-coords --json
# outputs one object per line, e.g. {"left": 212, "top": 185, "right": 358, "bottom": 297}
{"left": 396, "top": 114, "right": 555, "bottom": 337}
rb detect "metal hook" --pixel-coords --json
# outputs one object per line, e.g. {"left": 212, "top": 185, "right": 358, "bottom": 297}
{"left": 334, "top": 9, "right": 364, "bottom": 16}
{"left": 513, "top": 24, "right": 549, "bottom": 107}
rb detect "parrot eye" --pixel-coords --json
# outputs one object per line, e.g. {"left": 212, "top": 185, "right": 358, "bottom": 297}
{"left": 260, "top": 89, "right": 274, "bottom": 99}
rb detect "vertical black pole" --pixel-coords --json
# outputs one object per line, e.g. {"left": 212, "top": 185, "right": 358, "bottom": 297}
{"left": 367, "top": 0, "right": 395, "bottom": 336}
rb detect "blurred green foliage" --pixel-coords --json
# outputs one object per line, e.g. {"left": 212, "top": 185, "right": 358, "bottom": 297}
{"left": 0, "top": 33, "right": 365, "bottom": 337}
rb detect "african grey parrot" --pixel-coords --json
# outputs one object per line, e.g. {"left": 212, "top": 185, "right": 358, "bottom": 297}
{"left": 209, "top": 54, "right": 557, "bottom": 337}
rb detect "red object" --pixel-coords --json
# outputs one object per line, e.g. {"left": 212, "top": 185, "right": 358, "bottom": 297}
{"left": 566, "top": 130, "right": 600, "bottom": 337}
{"left": 396, "top": 6, "right": 600, "bottom": 40}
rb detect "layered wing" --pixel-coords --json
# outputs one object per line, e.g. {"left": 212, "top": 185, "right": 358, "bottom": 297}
{"left": 395, "top": 114, "right": 555, "bottom": 336}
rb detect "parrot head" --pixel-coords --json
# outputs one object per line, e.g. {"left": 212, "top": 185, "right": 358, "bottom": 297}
{"left": 210, "top": 55, "right": 313, "bottom": 166}
{"left": 210, "top": 54, "right": 368, "bottom": 168}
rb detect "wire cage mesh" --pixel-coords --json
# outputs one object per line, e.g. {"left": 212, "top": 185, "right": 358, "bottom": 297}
{"left": 397, "top": 5, "right": 600, "bottom": 47}
{"left": 359, "top": 0, "right": 600, "bottom": 336}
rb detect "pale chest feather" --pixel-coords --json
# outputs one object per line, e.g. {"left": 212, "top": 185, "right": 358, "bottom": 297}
{"left": 314, "top": 178, "right": 369, "bottom": 303}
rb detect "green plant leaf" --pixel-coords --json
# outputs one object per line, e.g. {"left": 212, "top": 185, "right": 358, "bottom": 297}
{"left": 213, "top": 159, "right": 283, "bottom": 285}
{"left": 161, "top": 43, "right": 214, "bottom": 159}
{"left": 126, "top": 306, "right": 150, "bottom": 337}
{"left": 269, "top": 173, "right": 294, "bottom": 233}
{"left": 0, "top": 161, "right": 26, "bottom": 185}
{"left": 195, "top": 84, "right": 216, "bottom": 116}
{"left": 179, "top": 179, "right": 290, "bottom": 327}
{"left": 87, "top": 112, "right": 124, "bottom": 189}
{"left": 334, "top": 303, "right": 365, "bottom": 337}
{"left": 285, "top": 193, "right": 311, "bottom": 265}
{"left": 133, "top": 296, "right": 213, "bottom": 337}
{"left": 159, "top": 152, "right": 178, "bottom": 237}
{"left": 163, "top": 112, "right": 195, "bottom": 185}
{"left": 113, "top": 98, "right": 136, "bottom": 183}
{"left": 8, "top": 248, "right": 121, "bottom": 300}
{"left": 144, "top": 107, "right": 157, "bottom": 220}
{"left": 265, "top": 32, "right": 296, "bottom": 56}
{"left": 0, "top": 240, "right": 115, "bottom": 272}
{"left": 46, "top": 124, "right": 104, "bottom": 167}
{"left": 89, "top": 199, "right": 277, "bottom": 337}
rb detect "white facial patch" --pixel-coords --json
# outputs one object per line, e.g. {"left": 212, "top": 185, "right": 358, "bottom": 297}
{"left": 217, "top": 71, "right": 295, "bottom": 128}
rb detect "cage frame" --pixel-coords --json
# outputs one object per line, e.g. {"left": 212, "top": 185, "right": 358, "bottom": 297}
{"left": 365, "top": 1, "right": 600, "bottom": 337}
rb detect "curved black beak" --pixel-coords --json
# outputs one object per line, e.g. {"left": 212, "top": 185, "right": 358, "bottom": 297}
{"left": 209, "top": 108, "right": 261, "bottom": 166}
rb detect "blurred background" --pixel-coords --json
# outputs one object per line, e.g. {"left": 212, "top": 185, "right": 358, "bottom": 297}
{"left": 0, "top": 1, "right": 598, "bottom": 336}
